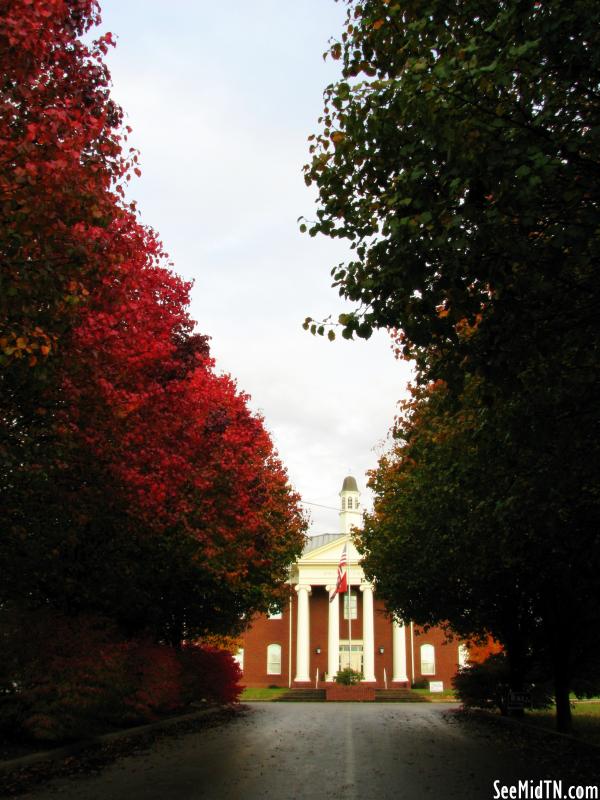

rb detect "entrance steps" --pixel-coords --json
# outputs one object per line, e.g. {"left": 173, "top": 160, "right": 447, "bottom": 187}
{"left": 273, "top": 688, "right": 427, "bottom": 702}
{"left": 274, "top": 688, "right": 326, "bottom": 702}
{"left": 375, "top": 688, "right": 426, "bottom": 702}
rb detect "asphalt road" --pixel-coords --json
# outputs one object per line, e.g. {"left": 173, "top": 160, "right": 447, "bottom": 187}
{"left": 23, "top": 703, "right": 553, "bottom": 800}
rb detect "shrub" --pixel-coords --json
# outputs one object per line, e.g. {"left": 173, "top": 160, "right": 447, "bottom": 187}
{"left": 124, "top": 641, "right": 183, "bottom": 723}
{"left": 0, "top": 609, "right": 136, "bottom": 741}
{"left": 179, "top": 645, "right": 243, "bottom": 705}
{"left": 452, "top": 653, "right": 553, "bottom": 713}
{"left": 452, "top": 653, "right": 510, "bottom": 710}
{"left": 0, "top": 609, "right": 242, "bottom": 743}
{"left": 334, "top": 668, "right": 362, "bottom": 685}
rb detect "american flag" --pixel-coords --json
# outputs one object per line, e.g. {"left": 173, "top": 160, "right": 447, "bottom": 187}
{"left": 330, "top": 543, "right": 348, "bottom": 602}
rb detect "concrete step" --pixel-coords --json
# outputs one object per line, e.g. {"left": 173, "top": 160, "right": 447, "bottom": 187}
{"left": 274, "top": 688, "right": 430, "bottom": 702}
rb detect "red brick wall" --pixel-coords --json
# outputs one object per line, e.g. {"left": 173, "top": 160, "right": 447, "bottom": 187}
{"left": 373, "top": 601, "right": 395, "bottom": 685}
{"left": 326, "top": 685, "right": 376, "bottom": 701}
{"left": 411, "top": 625, "right": 461, "bottom": 689}
{"left": 240, "top": 598, "right": 294, "bottom": 688}
{"left": 240, "top": 589, "right": 463, "bottom": 690}
{"left": 309, "top": 587, "right": 329, "bottom": 683}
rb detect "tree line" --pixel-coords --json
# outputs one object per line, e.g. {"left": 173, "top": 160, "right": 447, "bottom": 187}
{"left": 304, "top": 0, "right": 600, "bottom": 732}
{"left": 0, "top": 0, "right": 306, "bottom": 739}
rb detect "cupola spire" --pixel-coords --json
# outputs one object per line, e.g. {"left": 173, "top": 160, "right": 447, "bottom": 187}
{"left": 339, "top": 474, "right": 361, "bottom": 534}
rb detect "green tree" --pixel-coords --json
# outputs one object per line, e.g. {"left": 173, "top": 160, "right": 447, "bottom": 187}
{"left": 305, "top": 0, "right": 599, "bottom": 382}
{"left": 305, "top": 0, "right": 600, "bottom": 732}
{"left": 358, "top": 375, "right": 600, "bottom": 731}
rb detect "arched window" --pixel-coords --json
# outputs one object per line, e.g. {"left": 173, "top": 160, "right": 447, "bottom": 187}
{"left": 420, "top": 644, "right": 435, "bottom": 675}
{"left": 347, "top": 497, "right": 353, "bottom": 510}
{"left": 267, "top": 643, "right": 282, "bottom": 675}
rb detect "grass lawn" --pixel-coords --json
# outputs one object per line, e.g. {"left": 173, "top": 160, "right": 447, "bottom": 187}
{"left": 411, "top": 687, "right": 457, "bottom": 701}
{"left": 524, "top": 702, "right": 600, "bottom": 746}
{"left": 239, "top": 687, "right": 289, "bottom": 701}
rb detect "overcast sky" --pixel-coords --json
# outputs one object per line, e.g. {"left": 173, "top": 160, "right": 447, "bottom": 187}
{"left": 98, "top": 1, "right": 412, "bottom": 534}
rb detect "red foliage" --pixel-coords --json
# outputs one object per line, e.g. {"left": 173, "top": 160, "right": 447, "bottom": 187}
{"left": 0, "top": 609, "right": 242, "bottom": 743}
{"left": 0, "top": 609, "right": 133, "bottom": 741}
{"left": 0, "top": 0, "right": 135, "bottom": 369}
{"left": 1, "top": 0, "right": 306, "bottom": 648}
{"left": 179, "top": 645, "right": 243, "bottom": 706}
{"left": 467, "top": 636, "right": 503, "bottom": 665}
{"left": 125, "top": 641, "right": 183, "bottom": 721}
{"left": 54, "top": 228, "right": 306, "bottom": 636}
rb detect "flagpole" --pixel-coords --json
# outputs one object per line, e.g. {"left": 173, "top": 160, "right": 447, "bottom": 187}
{"left": 347, "top": 535, "right": 352, "bottom": 670}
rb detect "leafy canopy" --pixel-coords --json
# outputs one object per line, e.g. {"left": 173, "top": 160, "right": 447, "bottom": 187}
{"left": 304, "top": 0, "right": 600, "bottom": 380}
{"left": 307, "top": 0, "right": 600, "bottom": 732}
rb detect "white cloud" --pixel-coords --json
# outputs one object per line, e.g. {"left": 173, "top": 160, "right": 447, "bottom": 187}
{"left": 99, "top": 0, "right": 412, "bottom": 533}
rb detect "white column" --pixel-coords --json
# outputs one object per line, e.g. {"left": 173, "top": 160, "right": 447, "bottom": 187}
{"left": 360, "top": 583, "right": 376, "bottom": 682}
{"left": 294, "top": 584, "right": 311, "bottom": 682}
{"left": 326, "top": 585, "right": 340, "bottom": 680}
{"left": 392, "top": 618, "right": 409, "bottom": 682}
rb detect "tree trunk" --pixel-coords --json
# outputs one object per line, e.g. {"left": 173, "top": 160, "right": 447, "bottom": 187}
{"left": 554, "top": 670, "right": 572, "bottom": 733}
{"left": 168, "top": 612, "right": 184, "bottom": 650}
{"left": 505, "top": 636, "right": 526, "bottom": 716}
{"left": 552, "top": 623, "right": 573, "bottom": 733}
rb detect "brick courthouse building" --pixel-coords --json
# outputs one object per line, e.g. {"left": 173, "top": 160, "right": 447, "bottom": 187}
{"left": 239, "top": 477, "right": 466, "bottom": 689}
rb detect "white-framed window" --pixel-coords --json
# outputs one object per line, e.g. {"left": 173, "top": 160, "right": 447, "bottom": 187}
{"left": 268, "top": 608, "right": 282, "bottom": 620}
{"left": 267, "top": 643, "right": 282, "bottom": 675}
{"left": 343, "top": 592, "right": 357, "bottom": 620}
{"left": 347, "top": 497, "right": 353, "bottom": 509}
{"left": 234, "top": 648, "right": 244, "bottom": 673}
{"left": 420, "top": 644, "right": 435, "bottom": 675}
{"left": 458, "top": 644, "right": 469, "bottom": 668}
{"left": 341, "top": 497, "right": 346, "bottom": 510}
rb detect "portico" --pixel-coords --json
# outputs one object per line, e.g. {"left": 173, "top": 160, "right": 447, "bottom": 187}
{"left": 291, "top": 533, "right": 407, "bottom": 686}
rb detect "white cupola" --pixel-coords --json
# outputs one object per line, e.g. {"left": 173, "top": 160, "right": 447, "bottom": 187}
{"left": 339, "top": 475, "right": 361, "bottom": 534}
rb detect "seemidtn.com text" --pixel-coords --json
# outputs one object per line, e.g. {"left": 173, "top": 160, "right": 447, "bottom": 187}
{"left": 493, "top": 781, "right": 598, "bottom": 800}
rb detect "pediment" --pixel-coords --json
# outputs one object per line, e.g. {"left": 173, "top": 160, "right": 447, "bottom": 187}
{"left": 299, "top": 534, "right": 361, "bottom": 565}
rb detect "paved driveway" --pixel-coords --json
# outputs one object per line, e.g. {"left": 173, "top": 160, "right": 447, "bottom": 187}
{"left": 24, "top": 703, "right": 548, "bottom": 800}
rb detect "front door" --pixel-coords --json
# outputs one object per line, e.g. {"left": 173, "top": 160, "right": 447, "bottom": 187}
{"left": 339, "top": 642, "right": 363, "bottom": 674}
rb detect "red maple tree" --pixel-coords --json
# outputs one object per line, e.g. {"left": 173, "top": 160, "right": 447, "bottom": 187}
{"left": 0, "top": 0, "right": 137, "bottom": 372}
{"left": 1, "top": 0, "right": 306, "bottom": 652}
{"left": 58, "top": 228, "right": 306, "bottom": 641}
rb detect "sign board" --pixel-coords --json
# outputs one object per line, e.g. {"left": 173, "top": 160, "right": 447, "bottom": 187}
{"left": 507, "top": 691, "right": 530, "bottom": 710}
{"left": 429, "top": 681, "right": 444, "bottom": 693}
